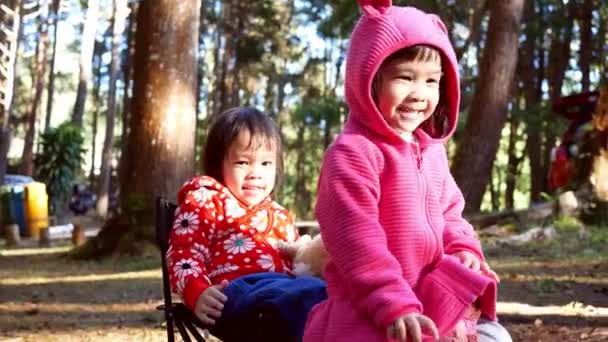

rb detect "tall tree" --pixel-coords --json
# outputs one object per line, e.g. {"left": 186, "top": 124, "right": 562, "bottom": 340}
{"left": 96, "top": 0, "right": 128, "bottom": 217}
{"left": 71, "top": 0, "right": 99, "bottom": 127}
{"left": 451, "top": 0, "right": 524, "bottom": 214}
{"left": 0, "top": 0, "right": 23, "bottom": 181}
{"left": 118, "top": 1, "right": 136, "bottom": 187}
{"left": 44, "top": 0, "right": 60, "bottom": 131}
{"left": 89, "top": 39, "right": 105, "bottom": 184}
{"left": 21, "top": 1, "right": 49, "bottom": 176}
{"left": 521, "top": 0, "right": 545, "bottom": 203}
{"left": 578, "top": 0, "right": 593, "bottom": 92}
{"left": 504, "top": 112, "right": 523, "bottom": 210}
{"left": 74, "top": 0, "right": 201, "bottom": 258}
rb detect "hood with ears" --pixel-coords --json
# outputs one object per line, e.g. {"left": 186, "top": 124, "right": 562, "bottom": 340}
{"left": 344, "top": 0, "right": 460, "bottom": 145}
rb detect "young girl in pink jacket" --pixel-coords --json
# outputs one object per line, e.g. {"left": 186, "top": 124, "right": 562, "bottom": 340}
{"left": 304, "top": 1, "right": 511, "bottom": 341}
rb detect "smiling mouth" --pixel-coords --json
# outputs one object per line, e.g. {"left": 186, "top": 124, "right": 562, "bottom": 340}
{"left": 396, "top": 107, "right": 422, "bottom": 119}
{"left": 243, "top": 186, "right": 265, "bottom": 191}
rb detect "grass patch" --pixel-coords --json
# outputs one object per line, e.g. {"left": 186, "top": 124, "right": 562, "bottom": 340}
{"left": 485, "top": 223, "right": 608, "bottom": 262}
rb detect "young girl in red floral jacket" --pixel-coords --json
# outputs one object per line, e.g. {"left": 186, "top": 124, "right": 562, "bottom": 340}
{"left": 167, "top": 107, "right": 326, "bottom": 342}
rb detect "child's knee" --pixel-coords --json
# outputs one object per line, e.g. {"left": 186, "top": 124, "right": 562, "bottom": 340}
{"left": 476, "top": 319, "right": 512, "bottom": 342}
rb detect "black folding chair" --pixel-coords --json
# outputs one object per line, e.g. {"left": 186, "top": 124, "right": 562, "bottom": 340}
{"left": 155, "top": 196, "right": 210, "bottom": 342}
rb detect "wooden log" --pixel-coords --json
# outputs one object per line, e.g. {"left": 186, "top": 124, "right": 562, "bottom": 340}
{"left": 72, "top": 224, "right": 86, "bottom": 246}
{"left": 4, "top": 223, "right": 20, "bottom": 246}
{"left": 38, "top": 227, "right": 50, "bottom": 247}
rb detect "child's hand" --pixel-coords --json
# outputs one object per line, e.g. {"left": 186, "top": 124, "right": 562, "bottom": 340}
{"left": 387, "top": 313, "right": 439, "bottom": 342}
{"left": 194, "top": 279, "right": 229, "bottom": 325}
{"left": 451, "top": 251, "right": 500, "bottom": 283}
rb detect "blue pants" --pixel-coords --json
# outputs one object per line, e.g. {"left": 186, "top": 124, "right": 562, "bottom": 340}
{"left": 210, "top": 273, "right": 327, "bottom": 342}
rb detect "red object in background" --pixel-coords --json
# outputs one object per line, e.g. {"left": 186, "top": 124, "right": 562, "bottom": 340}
{"left": 549, "top": 146, "right": 573, "bottom": 189}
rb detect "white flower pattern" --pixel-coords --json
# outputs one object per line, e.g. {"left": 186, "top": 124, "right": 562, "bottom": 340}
{"left": 173, "top": 211, "right": 199, "bottom": 235}
{"left": 191, "top": 242, "right": 210, "bottom": 262}
{"left": 209, "top": 263, "right": 239, "bottom": 278}
{"left": 250, "top": 210, "right": 269, "bottom": 232}
{"left": 173, "top": 258, "right": 202, "bottom": 282}
{"left": 224, "top": 233, "right": 255, "bottom": 254}
{"left": 192, "top": 187, "right": 213, "bottom": 203}
{"left": 257, "top": 254, "right": 275, "bottom": 271}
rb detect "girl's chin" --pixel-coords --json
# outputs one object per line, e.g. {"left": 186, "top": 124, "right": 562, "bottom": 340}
{"left": 239, "top": 193, "right": 268, "bottom": 206}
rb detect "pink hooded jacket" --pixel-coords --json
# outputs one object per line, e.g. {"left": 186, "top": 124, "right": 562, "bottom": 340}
{"left": 304, "top": 1, "right": 497, "bottom": 341}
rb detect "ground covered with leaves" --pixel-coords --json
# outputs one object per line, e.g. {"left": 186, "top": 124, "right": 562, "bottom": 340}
{"left": 0, "top": 222, "right": 607, "bottom": 341}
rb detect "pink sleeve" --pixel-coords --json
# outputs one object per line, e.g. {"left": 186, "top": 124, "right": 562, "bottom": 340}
{"left": 441, "top": 172, "right": 484, "bottom": 261}
{"left": 316, "top": 141, "right": 422, "bottom": 328}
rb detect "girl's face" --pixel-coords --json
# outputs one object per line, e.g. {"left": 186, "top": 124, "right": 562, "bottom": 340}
{"left": 222, "top": 130, "right": 277, "bottom": 207}
{"left": 375, "top": 57, "right": 442, "bottom": 137}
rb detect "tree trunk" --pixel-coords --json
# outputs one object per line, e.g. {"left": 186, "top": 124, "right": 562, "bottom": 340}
{"left": 195, "top": 0, "right": 209, "bottom": 173}
{"left": 578, "top": 0, "right": 593, "bottom": 92}
{"left": 0, "top": 0, "right": 23, "bottom": 182}
{"left": 547, "top": 2, "right": 573, "bottom": 103}
{"left": 505, "top": 115, "right": 522, "bottom": 210}
{"left": 44, "top": 0, "right": 60, "bottom": 131}
{"left": 489, "top": 168, "right": 499, "bottom": 211}
{"left": 208, "top": 14, "right": 221, "bottom": 117}
{"left": 73, "top": 0, "right": 201, "bottom": 258}
{"left": 89, "top": 40, "right": 104, "bottom": 185}
{"left": 521, "top": 0, "right": 544, "bottom": 203}
{"left": 455, "top": 0, "right": 488, "bottom": 60}
{"left": 118, "top": 2, "right": 136, "bottom": 189}
{"left": 451, "top": 0, "right": 524, "bottom": 214}
{"left": 294, "top": 124, "right": 310, "bottom": 218}
{"left": 21, "top": 8, "right": 48, "bottom": 176}
{"left": 96, "top": 0, "right": 127, "bottom": 218}
{"left": 213, "top": 0, "right": 237, "bottom": 114}
{"left": 71, "top": 0, "right": 99, "bottom": 127}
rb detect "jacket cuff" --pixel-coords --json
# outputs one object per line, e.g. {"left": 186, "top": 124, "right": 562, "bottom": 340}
{"left": 444, "top": 237, "right": 484, "bottom": 262}
{"left": 182, "top": 278, "right": 211, "bottom": 311}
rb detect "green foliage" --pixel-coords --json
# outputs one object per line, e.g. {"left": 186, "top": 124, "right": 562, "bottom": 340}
{"left": 281, "top": 94, "right": 346, "bottom": 218}
{"left": 553, "top": 215, "right": 583, "bottom": 234}
{"left": 34, "top": 122, "right": 86, "bottom": 215}
{"left": 299, "top": 0, "right": 359, "bottom": 39}
{"left": 293, "top": 94, "right": 345, "bottom": 127}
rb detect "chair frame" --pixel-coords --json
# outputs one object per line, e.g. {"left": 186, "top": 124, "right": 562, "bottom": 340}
{"left": 155, "top": 196, "right": 210, "bottom": 342}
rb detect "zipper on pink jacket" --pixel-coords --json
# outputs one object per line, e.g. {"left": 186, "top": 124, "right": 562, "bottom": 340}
{"left": 413, "top": 141, "right": 422, "bottom": 170}
{"left": 412, "top": 142, "right": 441, "bottom": 260}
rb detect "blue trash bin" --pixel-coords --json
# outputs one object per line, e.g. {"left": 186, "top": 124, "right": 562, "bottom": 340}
{"left": 10, "top": 185, "right": 27, "bottom": 237}
{"left": 2, "top": 174, "right": 34, "bottom": 237}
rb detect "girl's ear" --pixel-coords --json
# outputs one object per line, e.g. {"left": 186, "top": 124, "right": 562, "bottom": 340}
{"left": 358, "top": 0, "right": 391, "bottom": 16}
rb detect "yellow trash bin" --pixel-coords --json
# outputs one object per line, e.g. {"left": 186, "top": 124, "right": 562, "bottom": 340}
{"left": 24, "top": 182, "right": 49, "bottom": 238}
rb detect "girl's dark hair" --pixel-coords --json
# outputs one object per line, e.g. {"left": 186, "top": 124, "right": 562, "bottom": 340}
{"left": 372, "top": 45, "right": 450, "bottom": 138}
{"left": 203, "top": 107, "right": 284, "bottom": 192}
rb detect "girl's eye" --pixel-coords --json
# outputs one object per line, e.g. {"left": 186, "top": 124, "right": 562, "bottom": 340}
{"left": 398, "top": 75, "right": 413, "bottom": 81}
{"left": 262, "top": 161, "right": 274, "bottom": 166}
{"left": 235, "top": 161, "right": 248, "bottom": 166}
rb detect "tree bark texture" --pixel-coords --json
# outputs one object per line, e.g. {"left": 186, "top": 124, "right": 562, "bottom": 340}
{"left": 21, "top": 9, "right": 48, "bottom": 176}
{"left": 96, "top": 0, "right": 128, "bottom": 217}
{"left": 44, "top": 0, "right": 60, "bottom": 131}
{"left": 451, "top": 0, "right": 524, "bottom": 214}
{"left": 72, "top": 0, "right": 99, "bottom": 127}
{"left": 75, "top": 0, "right": 201, "bottom": 259}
